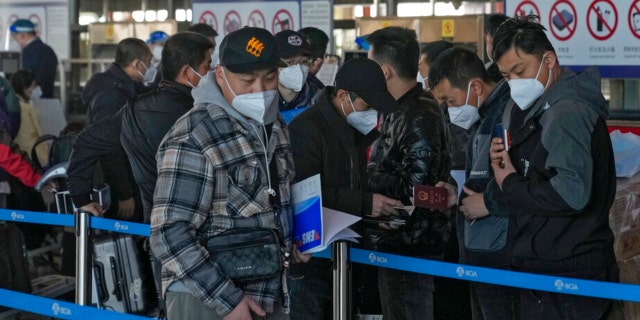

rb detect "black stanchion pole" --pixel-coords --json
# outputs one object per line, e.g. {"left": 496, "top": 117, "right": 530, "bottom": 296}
{"left": 332, "top": 240, "right": 351, "bottom": 320}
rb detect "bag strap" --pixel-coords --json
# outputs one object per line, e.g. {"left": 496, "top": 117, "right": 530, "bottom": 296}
{"left": 31, "top": 134, "right": 57, "bottom": 170}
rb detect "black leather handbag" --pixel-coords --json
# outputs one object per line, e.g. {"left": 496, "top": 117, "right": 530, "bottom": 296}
{"left": 206, "top": 228, "right": 282, "bottom": 283}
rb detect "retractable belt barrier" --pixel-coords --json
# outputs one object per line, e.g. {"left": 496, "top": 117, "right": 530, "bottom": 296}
{"left": 0, "top": 208, "right": 639, "bottom": 320}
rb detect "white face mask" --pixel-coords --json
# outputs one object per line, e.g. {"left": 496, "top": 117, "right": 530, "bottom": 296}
{"left": 138, "top": 61, "right": 157, "bottom": 84}
{"left": 29, "top": 86, "right": 42, "bottom": 100}
{"left": 508, "top": 53, "right": 551, "bottom": 110}
{"left": 187, "top": 67, "right": 204, "bottom": 88}
{"left": 416, "top": 72, "right": 428, "bottom": 90}
{"left": 221, "top": 68, "right": 279, "bottom": 124}
{"left": 341, "top": 95, "right": 378, "bottom": 135}
{"left": 152, "top": 46, "right": 163, "bottom": 62}
{"left": 279, "top": 64, "right": 309, "bottom": 92}
{"left": 448, "top": 81, "right": 480, "bottom": 130}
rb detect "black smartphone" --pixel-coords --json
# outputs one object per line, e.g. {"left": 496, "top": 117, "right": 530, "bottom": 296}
{"left": 493, "top": 123, "right": 510, "bottom": 151}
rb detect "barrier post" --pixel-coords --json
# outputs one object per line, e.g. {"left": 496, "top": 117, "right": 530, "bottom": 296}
{"left": 332, "top": 241, "right": 350, "bottom": 320}
{"left": 75, "top": 210, "right": 91, "bottom": 305}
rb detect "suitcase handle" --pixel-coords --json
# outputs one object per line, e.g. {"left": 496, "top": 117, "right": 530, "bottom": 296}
{"left": 109, "top": 256, "right": 123, "bottom": 301}
{"left": 93, "top": 263, "right": 109, "bottom": 304}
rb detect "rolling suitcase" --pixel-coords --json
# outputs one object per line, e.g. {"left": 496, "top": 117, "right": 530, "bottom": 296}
{"left": 0, "top": 222, "right": 31, "bottom": 311}
{"left": 92, "top": 233, "right": 157, "bottom": 315}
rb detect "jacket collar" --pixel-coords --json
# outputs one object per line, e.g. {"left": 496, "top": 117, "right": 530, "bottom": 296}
{"left": 107, "top": 63, "right": 141, "bottom": 96}
{"left": 478, "top": 79, "right": 509, "bottom": 117}
{"left": 395, "top": 83, "right": 424, "bottom": 112}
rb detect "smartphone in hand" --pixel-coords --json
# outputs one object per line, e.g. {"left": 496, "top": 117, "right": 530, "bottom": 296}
{"left": 493, "top": 123, "right": 510, "bottom": 151}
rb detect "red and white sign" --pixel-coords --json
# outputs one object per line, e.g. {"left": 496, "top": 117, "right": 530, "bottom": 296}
{"left": 549, "top": 0, "right": 577, "bottom": 41}
{"left": 224, "top": 10, "right": 242, "bottom": 35}
{"left": 514, "top": 0, "right": 541, "bottom": 19}
{"left": 248, "top": 10, "right": 266, "bottom": 29}
{"left": 272, "top": 9, "right": 294, "bottom": 33}
{"left": 199, "top": 10, "right": 218, "bottom": 32}
{"left": 587, "top": 0, "right": 618, "bottom": 41}
{"left": 629, "top": 0, "right": 640, "bottom": 39}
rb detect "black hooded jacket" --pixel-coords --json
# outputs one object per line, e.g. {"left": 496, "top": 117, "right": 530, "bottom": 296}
{"left": 70, "top": 80, "right": 193, "bottom": 222}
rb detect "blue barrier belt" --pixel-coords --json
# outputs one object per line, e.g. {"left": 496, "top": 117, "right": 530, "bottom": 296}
{"left": 0, "top": 289, "right": 155, "bottom": 320}
{"left": 0, "top": 209, "right": 73, "bottom": 227}
{"left": 91, "top": 216, "right": 150, "bottom": 236}
{"left": 2, "top": 209, "right": 639, "bottom": 304}
{"left": 349, "top": 248, "right": 640, "bottom": 302}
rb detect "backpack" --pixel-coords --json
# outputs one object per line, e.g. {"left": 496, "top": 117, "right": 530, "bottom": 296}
{"left": 31, "top": 122, "right": 85, "bottom": 173}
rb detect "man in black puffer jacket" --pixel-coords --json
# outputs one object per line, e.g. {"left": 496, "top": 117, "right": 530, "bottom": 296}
{"left": 68, "top": 32, "right": 214, "bottom": 223}
{"left": 366, "top": 27, "right": 451, "bottom": 320}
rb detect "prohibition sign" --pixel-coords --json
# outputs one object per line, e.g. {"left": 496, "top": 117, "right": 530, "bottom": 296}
{"left": 587, "top": 0, "right": 618, "bottom": 41}
{"left": 514, "top": 0, "right": 540, "bottom": 19}
{"left": 199, "top": 10, "right": 218, "bottom": 32}
{"left": 272, "top": 9, "right": 294, "bottom": 33}
{"left": 248, "top": 10, "right": 266, "bottom": 29}
{"left": 224, "top": 10, "right": 242, "bottom": 35}
{"left": 629, "top": 0, "right": 640, "bottom": 40}
{"left": 549, "top": 0, "right": 577, "bottom": 41}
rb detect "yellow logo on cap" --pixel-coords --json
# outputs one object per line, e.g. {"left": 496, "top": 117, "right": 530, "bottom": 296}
{"left": 246, "top": 37, "right": 265, "bottom": 57}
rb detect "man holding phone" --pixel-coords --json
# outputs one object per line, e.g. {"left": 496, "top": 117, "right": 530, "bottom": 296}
{"left": 429, "top": 47, "right": 516, "bottom": 319}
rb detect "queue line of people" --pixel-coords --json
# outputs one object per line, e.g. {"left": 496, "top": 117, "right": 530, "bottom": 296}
{"left": 0, "top": 14, "right": 618, "bottom": 320}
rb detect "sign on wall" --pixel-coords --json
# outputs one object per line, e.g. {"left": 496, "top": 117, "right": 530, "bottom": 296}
{"left": 192, "top": 0, "right": 333, "bottom": 51}
{"left": 0, "top": 0, "right": 70, "bottom": 60}
{"left": 505, "top": 0, "right": 640, "bottom": 78}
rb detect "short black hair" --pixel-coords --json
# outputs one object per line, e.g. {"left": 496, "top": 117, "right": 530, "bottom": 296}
{"left": 188, "top": 23, "right": 218, "bottom": 39}
{"left": 161, "top": 32, "right": 214, "bottom": 81}
{"left": 492, "top": 15, "right": 555, "bottom": 63}
{"left": 428, "top": 47, "right": 489, "bottom": 90}
{"left": 298, "top": 27, "right": 329, "bottom": 59}
{"left": 421, "top": 40, "right": 454, "bottom": 66}
{"left": 115, "top": 38, "right": 151, "bottom": 68}
{"left": 484, "top": 14, "right": 509, "bottom": 36}
{"left": 10, "top": 70, "right": 36, "bottom": 100}
{"left": 367, "top": 27, "right": 419, "bottom": 80}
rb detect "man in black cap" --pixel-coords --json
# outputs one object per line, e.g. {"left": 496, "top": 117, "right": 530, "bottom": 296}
{"left": 288, "top": 57, "right": 402, "bottom": 319}
{"left": 297, "top": 27, "right": 329, "bottom": 77}
{"left": 9, "top": 19, "right": 58, "bottom": 98}
{"left": 275, "top": 29, "right": 323, "bottom": 123}
{"left": 150, "top": 27, "right": 310, "bottom": 320}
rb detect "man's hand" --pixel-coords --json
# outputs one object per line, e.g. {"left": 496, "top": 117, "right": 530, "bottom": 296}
{"left": 460, "top": 186, "right": 489, "bottom": 220}
{"left": 291, "top": 245, "right": 312, "bottom": 264}
{"left": 79, "top": 202, "right": 103, "bottom": 217}
{"left": 490, "top": 137, "right": 516, "bottom": 189}
{"left": 118, "top": 197, "right": 135, "bottom": 219}
{"left": 435, "top": 181, "right": 458, "bottom": 209}
{"left": 371, "top": 194, "right": 402, "bottom": 217}
{"left": 223, "top": 296, "right": 266, "bottom": 320}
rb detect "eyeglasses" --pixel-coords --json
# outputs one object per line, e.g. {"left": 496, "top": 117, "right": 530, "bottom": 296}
{"left": 281, "top": 57, "right": 314, "bottom": 67}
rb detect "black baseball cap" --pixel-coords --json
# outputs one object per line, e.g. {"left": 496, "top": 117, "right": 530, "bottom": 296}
{"left": 275, "top": 30, "right": 312, "bottom": 59}
{"left": 219, "top": 27, "right": 285, "bottom": 73}
{"left": 335, "top": 58, "right": 398, "bottom": 114}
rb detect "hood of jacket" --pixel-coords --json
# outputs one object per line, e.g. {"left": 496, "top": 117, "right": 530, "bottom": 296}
{"left": 191, "top": 71, "right": 281, "bottom": 133}
{"left": 527, "top": 67, "right": 608, "bottom": 124}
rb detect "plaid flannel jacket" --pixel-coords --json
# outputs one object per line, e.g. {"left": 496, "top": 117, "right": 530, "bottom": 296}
{"left": 150, "top": 102, "right": 295, "bottom": 316}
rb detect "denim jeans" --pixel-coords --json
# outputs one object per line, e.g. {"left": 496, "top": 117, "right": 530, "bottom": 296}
{"left": 289, "top": 258, "right": 333, "bottom": 320}
{"left": 378, "top": 267, "right": 435, "bottom": 320}
{"left": 470, "top": 282, "right": 520, "bottom": 320}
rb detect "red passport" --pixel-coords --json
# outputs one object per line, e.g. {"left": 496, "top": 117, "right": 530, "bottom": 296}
{"left": 413, "top": 185, "right": 448, "bottom": 210}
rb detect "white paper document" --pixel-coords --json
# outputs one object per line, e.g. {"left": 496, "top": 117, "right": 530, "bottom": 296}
{"left": 292, "top": 174, "right": 362, "bottom": 254}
